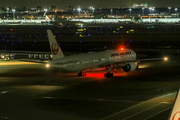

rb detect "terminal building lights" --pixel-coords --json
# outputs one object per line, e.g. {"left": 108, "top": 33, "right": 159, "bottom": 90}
{"left": 132, "top": 3, "right": 148, "bottom": 8}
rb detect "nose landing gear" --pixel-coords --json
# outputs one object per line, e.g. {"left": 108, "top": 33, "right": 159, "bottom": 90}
{"left": 104, "top": 72, "right": 114, "bottom": 77}
{"left": 104, "top": 66, "right": 114, "bottom": 77}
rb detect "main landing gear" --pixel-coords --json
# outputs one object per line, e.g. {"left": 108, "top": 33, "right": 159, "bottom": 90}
{"left": 77, "top": 71, "right": 87, "bottom": 76}
{"left": 104, "top": 72, "right": 114, "bottom": 77}
{"left": 104, "top": 66, "right": 114, "bottom": 77}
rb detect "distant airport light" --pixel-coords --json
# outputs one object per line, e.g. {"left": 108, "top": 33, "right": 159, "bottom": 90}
{"left": 77, "top": 8, "right": 81, "bottom": 11}
{"left": 168, "top": 7, "right": 171, "bottom": 14}
{"left": 175, "top": 8, "right": 178, "bottom": 13}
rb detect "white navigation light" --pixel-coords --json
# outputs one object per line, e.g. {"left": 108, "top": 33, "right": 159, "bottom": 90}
{"left": 164, "top": 57, "right": 168, "bottom": 61}
{"left": 46, "top": 64, "right": 50, "bottom": 67}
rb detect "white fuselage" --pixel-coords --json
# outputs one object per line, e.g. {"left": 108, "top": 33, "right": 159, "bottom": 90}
{"left": 48, "top": 49, "right": 136, "bottom": 72}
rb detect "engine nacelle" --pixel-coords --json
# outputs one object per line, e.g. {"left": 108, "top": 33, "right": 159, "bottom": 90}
{"left": 122, "top": 62, "right": 138, "bottom": 72}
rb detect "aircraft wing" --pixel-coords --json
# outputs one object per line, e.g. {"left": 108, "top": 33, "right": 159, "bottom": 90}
{"left": 0, "top": 50, "right": 50, "bottom": 54}
{"left": 0, "top": 50, "right": 51, "bottom": 60}
{"left": 136, "top": 57, "right": 164, "bottom": 62}
{"left": 19, "top": 59, "right": 49, "bottom": 64}
{"left": 98, "top": 57, "right": 165, "bottom": 68}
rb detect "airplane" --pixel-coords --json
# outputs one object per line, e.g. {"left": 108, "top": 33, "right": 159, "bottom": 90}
{"left": 0, "top": 20, "right": 22, "bottom": 24}
{"left": 168, "top": 88, "right": 180, "bottom": 120}
{"left": 51, "top": 19, "right": 83, "bottom": 27}
{"left": 46, "top": 29, "right": 167, "bottom": 77}
{"left": 41, "top": 16, "right": 51, "bottom": 25}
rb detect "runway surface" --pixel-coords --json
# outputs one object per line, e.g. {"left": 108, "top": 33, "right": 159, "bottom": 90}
{"left": 1, "top": 24, "right": 180, "bottom": 120}
{"left": 0, "top": 57, "right": 180, "bottom": 120}
{"left": 101, "top": 93, "right": 175, "bottom": 120}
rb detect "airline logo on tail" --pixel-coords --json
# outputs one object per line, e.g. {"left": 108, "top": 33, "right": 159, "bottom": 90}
{"left": 47, "top": 29, "right": 64, "bottom": 59}
{"left": 46, "top": 16, "right": 50, "bottom": 22}
{"left": 172, "top": 111, "right": 180, "bottom": 120}
{"left": 169, "top": 89, "right": 180, "bottom": 120}
{"left": 52, "top": 42, "right": 59, "bottom": 55}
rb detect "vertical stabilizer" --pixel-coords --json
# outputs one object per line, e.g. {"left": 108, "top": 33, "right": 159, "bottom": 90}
{"left": 169, "top": 89, "right": 180, "bottom": 120}
{"left": 46, "top": 16, "right": 50, "bottom": 23}
{"left": 47, "top": 29, "right": 64, "bottom": 59}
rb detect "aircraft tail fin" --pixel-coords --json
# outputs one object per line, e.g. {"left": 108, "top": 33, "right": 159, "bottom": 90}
{"left": 47, "top": 29, "right": 64, "bottom": 60}
{"left": 168, "top": 88, "right": 180, "bottom": 120}
{"left": 45, "top": 16, "right": 50, "bottom": 23}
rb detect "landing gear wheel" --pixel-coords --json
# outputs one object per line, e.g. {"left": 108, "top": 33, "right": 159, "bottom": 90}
{"left": 77, "top": 71, "right": 86, "bottom": 76}
{"left": 104, "top": 73, "right": 114, "bottom": 77}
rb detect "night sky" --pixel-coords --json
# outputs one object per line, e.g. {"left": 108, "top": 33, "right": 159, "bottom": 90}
{"left": 2, "top": 0, "right": 180, "bottom": 9}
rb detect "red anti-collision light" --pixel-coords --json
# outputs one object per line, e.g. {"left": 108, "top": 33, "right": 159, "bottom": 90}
{"left": 120, "top": 47, "right": 124, "bottom": 51}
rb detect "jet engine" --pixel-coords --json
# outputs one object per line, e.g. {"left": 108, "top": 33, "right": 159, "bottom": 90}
{"left": 122, "top": 62, "right": 138, "bottom": 72}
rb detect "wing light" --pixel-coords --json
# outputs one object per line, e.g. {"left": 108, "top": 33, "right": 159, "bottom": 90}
{"left": 46, "top": 64, "right": 50, "bottom": 68}
{"left": 164, "top": 57, "right": 168, "bottom": 61}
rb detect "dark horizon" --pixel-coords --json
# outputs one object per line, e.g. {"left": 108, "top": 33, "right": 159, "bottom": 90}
{"left": 2, "top": 0, "right": 180, "bottom": 9}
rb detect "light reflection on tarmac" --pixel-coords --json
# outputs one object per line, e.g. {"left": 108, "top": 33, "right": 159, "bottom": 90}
{"left": 101, "top": 93, "right": 176, "bottom": 120}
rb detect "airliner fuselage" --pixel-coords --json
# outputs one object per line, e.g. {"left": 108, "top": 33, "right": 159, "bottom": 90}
{"left": 48, "top": 49, "right": 136, "bottom": 72}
